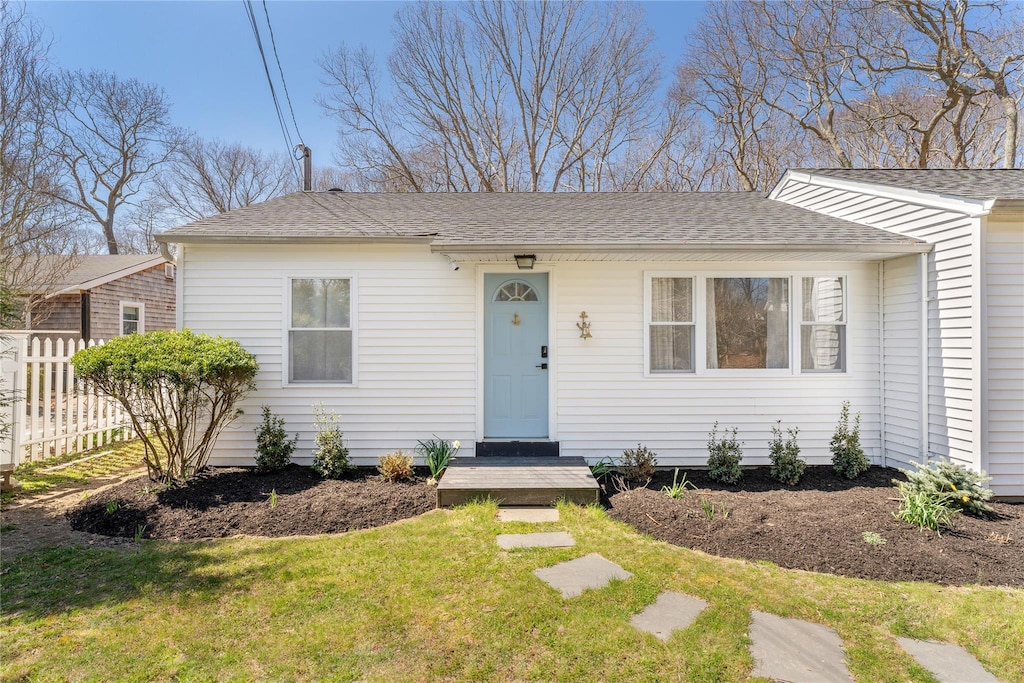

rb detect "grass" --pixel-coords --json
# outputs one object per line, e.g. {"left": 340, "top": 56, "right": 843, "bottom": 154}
{"left": 1, "top": 501, "right": 1021, "bottom": 682}
{"left": 0, "top": 442, "right": 146, "bottom": 507}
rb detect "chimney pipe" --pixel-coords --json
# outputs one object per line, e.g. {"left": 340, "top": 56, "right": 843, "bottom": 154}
{"left": 301, "top": 145, "right": 312, "bottom": 192}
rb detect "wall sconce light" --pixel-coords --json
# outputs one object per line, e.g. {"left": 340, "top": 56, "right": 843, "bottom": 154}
{"left": 514, "top": 254, "right": 536, "bottom": 270}
{"left": 577, "top": 311, "right": 592, "bottom": 339}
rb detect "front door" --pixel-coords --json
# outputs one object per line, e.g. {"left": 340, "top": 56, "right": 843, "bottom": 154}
{"left": 484, "top": 273, "right": 549, "bottom": 438}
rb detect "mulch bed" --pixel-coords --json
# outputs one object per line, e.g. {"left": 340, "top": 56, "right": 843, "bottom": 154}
{"left": 604, "top": 466, "right": 1023, "bottom": 587}
{"left": 67, "top": 465, "right": 436, "bottom": 540}
{"left": 68, "top": 463, "right": 1023, "bottom": 587}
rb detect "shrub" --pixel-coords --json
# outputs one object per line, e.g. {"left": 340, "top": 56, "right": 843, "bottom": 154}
{"left": 620, "top": 444, "right": 658, "bottom": 482}
{"left": 830, "top": 401, "right": 869, "bottom": 479}
{"left": 768, "top": 421, "right": 805, "bottom": 486}
{"left": 897, "top": 458, "right": 994, "bottom": 518}
{"left": 71, "top": 330, "right": 258, "bottom": 483}
{"left": 254, "top": 407, "right": 297, "bottom": 474}
{"left": 310, "top": 403, "right": 350, "bottom": 478}
{"left": 707, "top": 423, "right": 742, "bottom": 484}
{"left": 662, "top": 469, "right": 696, "bottom": 499}
{"left": 378, "top": 450, "right": 414, "bottom": 482}
{"left": 416, "top": 436, "right": 460, "bottom": 482}
{"left": 894, "top": 488, "right": 959, "bottom": 533}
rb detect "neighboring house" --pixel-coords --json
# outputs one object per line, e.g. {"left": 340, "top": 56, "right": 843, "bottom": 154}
{"left": 155, "top": 169, "right": 1023, "bottom": 499}
{"left": 15, "top": 255, "right": 176, "bottom": 341}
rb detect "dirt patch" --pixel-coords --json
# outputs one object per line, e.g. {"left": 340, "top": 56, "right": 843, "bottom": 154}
{"left": 67, "top": 465, "right": 436, "bottom": 540}
{"left": 605, "top": 466, "right": 1023, "bottom": 587}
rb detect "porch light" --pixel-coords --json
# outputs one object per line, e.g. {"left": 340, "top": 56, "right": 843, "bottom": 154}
{"left": 514, "top": 254, "right": 536, "bottom": 270}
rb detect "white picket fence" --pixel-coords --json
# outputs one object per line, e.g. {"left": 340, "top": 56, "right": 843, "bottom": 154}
{"left": 1, "top": 333, "right": 135, "bottom": 468}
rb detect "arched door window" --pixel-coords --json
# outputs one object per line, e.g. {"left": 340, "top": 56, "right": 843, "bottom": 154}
{"left": 493, "top": 280, "right": 539, "bottom": 302}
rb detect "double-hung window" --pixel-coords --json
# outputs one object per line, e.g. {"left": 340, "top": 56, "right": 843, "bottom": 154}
{"left": 120, "top": 302, "right": 143, "bottom": 335}
{"left": 800, "top": 276, "right": 846, "bottom": 372}
{"left": 289, "top": 278, "right": 352, "bottom": 383}
{"left": 649, "top": 277, "right": 695, "bottom": 372}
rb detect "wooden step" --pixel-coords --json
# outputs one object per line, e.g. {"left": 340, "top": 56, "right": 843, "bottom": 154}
{"left": 436, "top": 456, "right": 599, "bottom": 508}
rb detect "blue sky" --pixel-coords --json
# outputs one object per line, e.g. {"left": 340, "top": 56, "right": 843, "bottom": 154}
{"left": 26, "top": 1, "right": 706, "bottom": 169}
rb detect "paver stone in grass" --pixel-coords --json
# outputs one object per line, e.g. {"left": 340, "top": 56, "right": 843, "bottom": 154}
{"left": 497, "top": 531, "right": 575, "bottom": 549}
{"left": 749, "top": 610, "right": 854, "bottom": 683}
{"left": 629, "top": 591, "right": 708, "bottom": 641}
{"left": 497, "top": 508, "right": 560, "bottom": 523}
{"left": 897, "top": 638, "right": 1000, "bottom": 683}
{"left": 533, "top": 553, "right": 632, "bottom": 598}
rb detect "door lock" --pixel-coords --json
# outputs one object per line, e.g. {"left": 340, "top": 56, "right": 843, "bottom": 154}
{"left": 541, "top": 345, "right": 548, "bottom": 358}
{"left": 536, "top": 363, "right": 548, "bottom": 370}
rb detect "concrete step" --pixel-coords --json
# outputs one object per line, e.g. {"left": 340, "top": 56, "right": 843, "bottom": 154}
{"left": 436, "top": 456, "right": 599, "bottom": 507}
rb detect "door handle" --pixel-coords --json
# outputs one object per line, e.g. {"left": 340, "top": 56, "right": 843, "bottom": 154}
{"left": 535, "top": 363, "right": 548, "bottom": 370}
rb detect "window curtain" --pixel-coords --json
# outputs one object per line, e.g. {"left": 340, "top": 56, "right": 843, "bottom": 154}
{"left": 706, "top": 280, "right": 718, "bottom": 369}
{"left": 650, "top": 278, "right": 673, "bottom": 370}
{"left": 766, "top": 279, "right": 789, "bottom": 368}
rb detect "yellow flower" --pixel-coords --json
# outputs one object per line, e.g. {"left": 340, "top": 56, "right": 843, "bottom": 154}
{"left": 962, "top": 496, "right": 969, "bottom": 502}
{"left": 951, "top": 484, "right": 957, "bottom": 491}
{"left": 452, "top": 440, "right": 460, "bottom": 449}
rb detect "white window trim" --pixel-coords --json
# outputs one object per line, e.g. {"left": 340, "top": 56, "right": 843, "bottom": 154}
{"left": 644, "top": 270, "right": 851, "bottom": 378}
{"left": 283, "top": 274, "right": 358, "bottom": 388}
{"left": 119, "top": 301, "right": 144, "bottom": 336}
{"left": 643, "top": 274, "right": 696, "bottom": 375}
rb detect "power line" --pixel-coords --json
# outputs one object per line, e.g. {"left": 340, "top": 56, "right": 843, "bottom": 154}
{"left": 261, "top": 0, "right": 304, "bottom": 147}
{"left": 242, "top": 0, "right": 301, "bottom": 185}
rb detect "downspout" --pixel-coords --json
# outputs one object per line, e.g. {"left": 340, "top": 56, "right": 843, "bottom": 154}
{"left": 159, "top": 241, "right": 177, "bottom": 265}
{"left": 878, "top": 261, "right": 886, "bottom": 468}
{"left": 919, "top": 253, "right": 930, "bottom": 462}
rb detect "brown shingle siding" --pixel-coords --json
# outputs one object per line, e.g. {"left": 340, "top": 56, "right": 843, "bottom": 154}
{"left": 89, "top": 264, "right": 176, "bottom": 340}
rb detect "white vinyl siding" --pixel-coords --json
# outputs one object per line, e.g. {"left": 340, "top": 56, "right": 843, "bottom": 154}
{"left": 985, "top": 217, "right": 1024, "bottom": 498}
{"left": 558, "top": 261, "right": 880, "bottom": 465}
{"left": 773, "top": 177, "right": 980, "bottom": 473}
{"left": 179, "top": 243, "right": 477, "bottom": 466}
{"left": 881, "top": 255, "right": 922, "bottom": 472}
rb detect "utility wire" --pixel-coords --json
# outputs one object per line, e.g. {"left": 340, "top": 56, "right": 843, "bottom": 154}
{"left": 262, "top": 0, "right": 304, "bottom": 147}
{"left": 243, "top": 0, "right": 301, "bottom": 185}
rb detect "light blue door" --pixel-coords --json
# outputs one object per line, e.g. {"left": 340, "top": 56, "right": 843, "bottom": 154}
{"left": 484, "top": 273, "right": 549, "bottom": 438}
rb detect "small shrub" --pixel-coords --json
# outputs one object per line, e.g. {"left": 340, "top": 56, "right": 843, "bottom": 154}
{"left": 105, "top": 499, "right": 120, "bottom": 515}
{"left": 862, "top": 531, "right": 886, "bottom": 547}
{"left": 311, "top": 403, "right": 350, "bottom": 479}
{"left": 894, "top": 488, "right": 959, "bottom": 533}
{"left": 768, "top": 421, "right": 805, "bottom": 486}
{"left": 590, "top": 457, "right": 616, "bottom": 480}
{"left": 897, "top": 458, "right": 994, "bottom": 517}
{"left": 254, "top": 407, "right": 297, "bottom": 474}
{"left": 831, "top": 401, "right": 869, "bottom": 479}
{"left": 662, "top": 469, "right": 696, "bottom": 499}
{"left": 620, "top": 444, "right": 658, "bottom": 482}
{"left": 378, "top": 450, "right": 414, "bottom": 482}
{"left": 707, "top": 423, "right": 742, "bottom": 484}
{"left": 416, "top": 437, "right": 460, "bottom": 482}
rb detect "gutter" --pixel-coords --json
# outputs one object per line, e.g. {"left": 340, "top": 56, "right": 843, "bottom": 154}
{"left": 430, "top": 241, "right": 932, "bottom": 255}
{"left": 154, "top": 235, "right": 435, "bottom": 246}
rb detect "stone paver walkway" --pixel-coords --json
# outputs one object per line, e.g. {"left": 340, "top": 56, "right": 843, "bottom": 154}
{"left": 497, "top": 508, "right": 560, "bottom": 523}
{"left": 749, "top": 610, "right": 855, "bottom": 683}
{"left": 533, "top": 553, "right": 632, "bottom": 598}
{"left": 497, "top": 531, "right": 575, "bottom": 549}
{"left": 630, "top": 591, "right": 707, "bottom": 641}
{"left": 898, "top": 638, "right": 1000, "bottom": 683}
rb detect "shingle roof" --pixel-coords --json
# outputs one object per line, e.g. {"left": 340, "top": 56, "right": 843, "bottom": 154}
{"left": 792, "top": 169, "right": 1024, "bottom": 201}
{"left": 156, "top": 191, "right": 925, "bottom": 249}
{"left": 20, "top": 254, "right": 165, "bottom": 293}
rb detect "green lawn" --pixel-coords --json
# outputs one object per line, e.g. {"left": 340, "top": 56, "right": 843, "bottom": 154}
{"left": 1, "top": 501, "right": 1020, "bottom": 682}
{"left": 0, "top": 442, "right": 145, "bottom": 507}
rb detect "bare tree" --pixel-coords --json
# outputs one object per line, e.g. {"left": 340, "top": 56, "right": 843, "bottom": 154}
{"left": 0, "top": 1, "right": 83, "bottom": 327}
{"left": 42, "top": 69, "right": 180, "bottom": 254}
{"left": 154, "top": 136, "right": 295, "bottom": 223}
{"left": 319, "top": 0, "right": 670, "bottom": 192}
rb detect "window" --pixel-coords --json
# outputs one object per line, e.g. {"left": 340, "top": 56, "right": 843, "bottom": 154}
{"left": 120, "top": 302, "right": 143, "bottom": 335}
{"left": 801, "top": 277, "right": 846, "bottom": 372}
{"left": 649, "top": 277, "right": 694, "bottom": 372}
{"left": 707, "top": 278, "right": 790, "bottom": 369}
{"left": 289, "top": 278, "right": 352, "bottom": 383}
{"left": 494, "top": 280, "right": 539, "bottom": 302}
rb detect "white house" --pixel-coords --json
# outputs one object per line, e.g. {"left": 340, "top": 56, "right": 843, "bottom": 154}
{"left": 155, "top": 169, "right": 1024, "bottom": 498}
